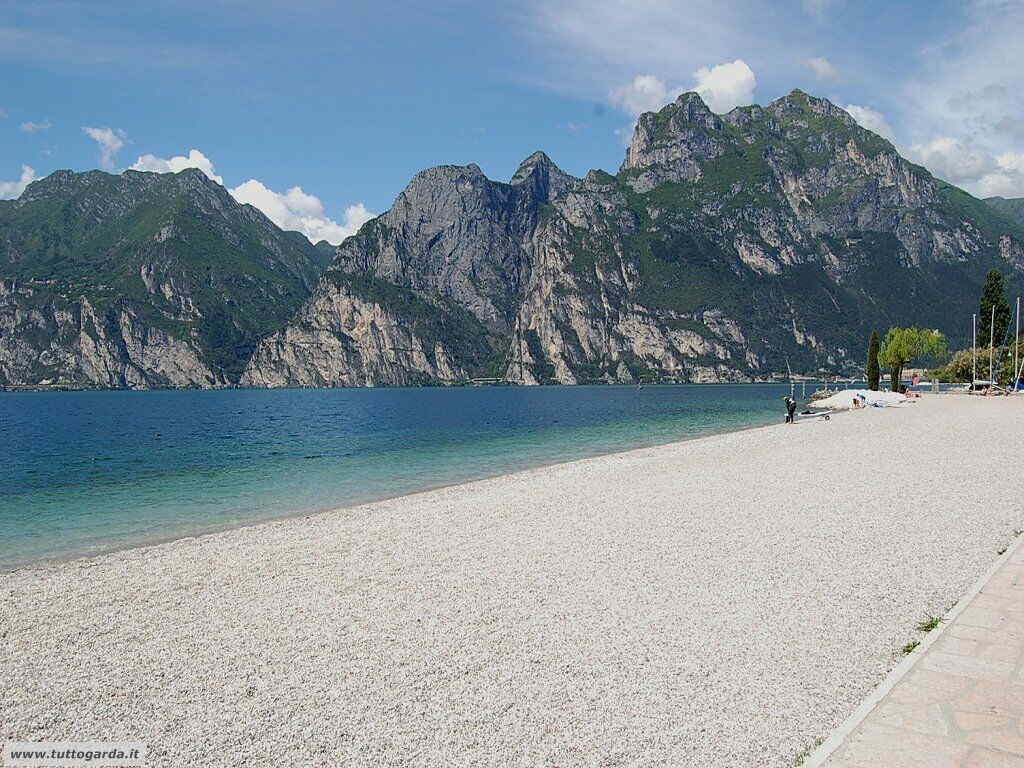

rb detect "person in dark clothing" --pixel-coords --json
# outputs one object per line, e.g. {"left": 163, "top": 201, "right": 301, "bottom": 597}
{"left": 783, "top": 395, "right": 797, "bottom": 424}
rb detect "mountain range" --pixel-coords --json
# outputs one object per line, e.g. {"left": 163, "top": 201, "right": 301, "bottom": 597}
{"left": 3, "top": 89, "right": 1023, "bottom": 389}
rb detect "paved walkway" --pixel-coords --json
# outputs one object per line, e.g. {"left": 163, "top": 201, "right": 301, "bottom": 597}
{"left": 814, "top": 541, "right": 1024, "bottom": 768}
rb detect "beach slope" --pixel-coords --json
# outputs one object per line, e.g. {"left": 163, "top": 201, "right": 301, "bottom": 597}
{"left": 2, "top": 396, "right": 1022, "bottom": 767}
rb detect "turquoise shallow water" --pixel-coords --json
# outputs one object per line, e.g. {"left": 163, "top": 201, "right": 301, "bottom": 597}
{"left": 0, "top": 384, "right": 797, "bottom": 568}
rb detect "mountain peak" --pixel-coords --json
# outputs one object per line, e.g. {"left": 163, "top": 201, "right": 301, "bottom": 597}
{"left": 511, "top": 151, "right": 558, "bottom": 183}
{"left": 0, "top": 162, "right": 332, "bottom": 388}
{"left": 18, "top": 169, "right": 109, "bottom": 203}
{"left": 175, "top": 166, "right": 212, "bottom": 181}
{"left": 513, "top": 150, "right": 552, "bottom": 170}
{"left": 767, "top": 89, "right": 856, "bottom": 127}
{"left": 511, "top": 151, "right": 573, "bottom": 201}
{"left": 674, "top": 91, "right": 712, "bottom": 112}
{"left": 619, "top": 91, "right": 723, "bottom": 187}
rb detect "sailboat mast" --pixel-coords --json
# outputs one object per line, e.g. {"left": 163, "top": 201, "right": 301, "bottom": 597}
{"left": 989, "top": 305, "right": 996, "bottom": 383}
{"left": 972, "top": 314, "right": 977, "bottom": 388}
{"left": 1015, "top": 297, "right": 1020, "bottom": 391}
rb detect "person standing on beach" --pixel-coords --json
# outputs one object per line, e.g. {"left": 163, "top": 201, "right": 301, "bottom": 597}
{"left": 783, "top": 395, "right": 797, "bottom": 424}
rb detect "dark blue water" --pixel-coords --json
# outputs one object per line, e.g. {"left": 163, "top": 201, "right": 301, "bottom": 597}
{"left": 0, "top": 384, "right": 796, "bottom": 568}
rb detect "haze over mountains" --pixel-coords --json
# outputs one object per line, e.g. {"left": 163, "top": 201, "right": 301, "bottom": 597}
{"left": 2, "top": 90, "right": 1023, "bottom": 389}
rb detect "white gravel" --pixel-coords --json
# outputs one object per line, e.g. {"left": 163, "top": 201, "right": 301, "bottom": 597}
{"left": 2, "top": 395, "right": 1022, "bottom": 767}
{"left": 813, "top": 388, "right": 907, "bottom": 409}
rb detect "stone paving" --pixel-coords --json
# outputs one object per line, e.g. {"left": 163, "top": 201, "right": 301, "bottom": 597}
{"left": 819, "top": 543, "right": 1024, "bottom": 767}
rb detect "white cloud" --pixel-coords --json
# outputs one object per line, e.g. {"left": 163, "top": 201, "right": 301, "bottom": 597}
{"left": 610, "top": 58, "right": 756, "bottom": 123}
{"left": 82, "top": 126, "right": 126, "bottom": 171}
{"left": 520, "top": 0, "right": 782, "bottom": 106}
{"left": 976, "top": 176, "right": 1022, "bottom": 198}
{"left": 899, "top": 2, "right": 1024, "bottom": 196}
{"left": 0, "top": 165, "right": 36, "bottom": 199}
{"left": 126, "top": 147, "right": 372, "bottom": 244}
{"left": 229, "top": 179, "right": 374, "bottom": 245}
{"left": 908, "top": 137, "right": 996, "bottom": 183}
{"left": 975, "top": 151, "right": 1024, "bottom": 197}
{"left": 907, "top": 2, "right": 1024, "bottom": 136}
{"left": 20, "top": 119, "right": 52, "bottom": 134}
{"left": 609, "top": 75, "right": 679, "bottom": 117}
{"left": 907, "top": 137, "right": 1024, "bottom": 196}
{"left": 804, "top": 57, "right": 839, "bottom": 81}
{"left": 843, "top": 104, "right": 896, "bottom": 142}
{"left": 130, "top": 149, "right": 223, "bottom": 184}
{"left": 523, "top": 0, "right": 1023, "bottom": 194}
{"left": 339, "top": 203, "right": 375, "bottom": 239}
{"left": 691, "top": 59, "right": 756, "bottom": 113}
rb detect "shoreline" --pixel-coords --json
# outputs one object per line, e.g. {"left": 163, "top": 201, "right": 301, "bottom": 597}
{"left": 0, "top": 379, "right": 829, "bottom": 394}
{"left": 4, "top": 396, "right": 1021, "bottom": 767}
{"left": 2, "top": 403, "right": 793, "bottom": 574}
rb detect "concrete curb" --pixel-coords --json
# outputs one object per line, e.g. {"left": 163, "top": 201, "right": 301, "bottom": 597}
{"left": 802, "top": 530, "right": 1024, "bottom": 767}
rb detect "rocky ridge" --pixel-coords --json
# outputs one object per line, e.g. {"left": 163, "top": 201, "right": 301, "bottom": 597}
{"left": 243, "top": 90, "right": 1024, "bottom": 387}
{"left": 3, "top": 90, "right": 1023, "bottom": 390}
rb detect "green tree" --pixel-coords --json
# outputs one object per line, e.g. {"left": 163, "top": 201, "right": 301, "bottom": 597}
{"left": 866, "top": 330, "right": 880, "bottom": 391}
{"left": 931, "top": 347, "right": 982, "bottom": 383}
{"left": 998, "top": 344, "right": 1020, "bottom": 387}
{"left": 879, "top": 327, "right": 948, "bottom": 391}
{"left": 979, "top": 270, "right": 1012, "bottom": 348}
{"left": 934, "top": 345, "right": 1020, "bottom": 386}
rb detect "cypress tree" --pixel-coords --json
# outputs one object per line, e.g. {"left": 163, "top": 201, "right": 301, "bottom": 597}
{"left": 979, "top": 270, "right": 1011, "bottom": 348}
{"left": 866, "top": 330, "right": 880, "bottom": 391}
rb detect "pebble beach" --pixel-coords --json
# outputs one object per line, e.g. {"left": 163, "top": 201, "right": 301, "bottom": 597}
{"left": 2, "top": 395, "right": 1022, "bottom": 767}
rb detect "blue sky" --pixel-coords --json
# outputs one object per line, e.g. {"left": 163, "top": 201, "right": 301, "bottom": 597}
{"left": 2, "top": 0, "right": 1023, "bottom": 242}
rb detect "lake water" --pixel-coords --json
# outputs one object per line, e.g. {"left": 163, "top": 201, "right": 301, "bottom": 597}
{"left": 0, "top": 384, "right": 799, "bottom": 569}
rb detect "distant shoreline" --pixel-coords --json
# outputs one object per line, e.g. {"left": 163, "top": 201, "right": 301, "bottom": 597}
{"left": 0, "top": 377, "right": 863, "bottom": 394}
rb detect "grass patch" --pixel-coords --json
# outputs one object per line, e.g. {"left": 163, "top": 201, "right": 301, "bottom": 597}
{"left": 916, "top": 616, "right": 941, "bottom": 633}
{"left": 792, "top": 737, "right": 823, "bottom": 766}
{"left": 901, "top": 640, "right": 920, "bottom": 655}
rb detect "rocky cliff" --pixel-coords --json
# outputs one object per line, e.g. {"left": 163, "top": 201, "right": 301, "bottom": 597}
{"left": 244, "top": 90, "right": 1024, "bottom": 387}
{"left": 0, "top": 280, "right": 223, "bottom": 388}
{"left": 5, "top": 90, "right": 1023, "bottom": 390}
{"left": 0, "top": 168, "right": 328, "bottom": 389}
